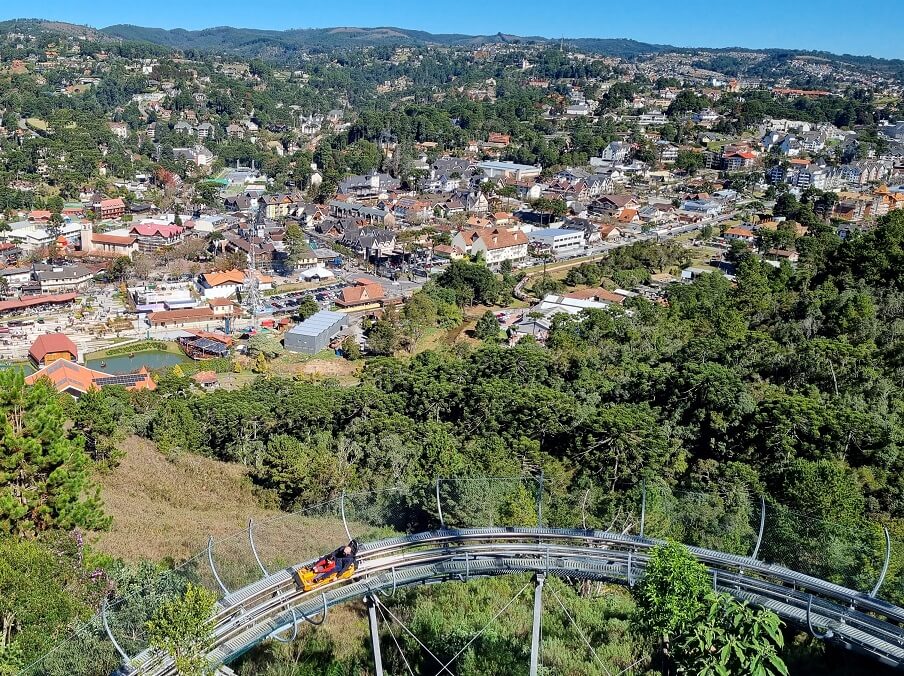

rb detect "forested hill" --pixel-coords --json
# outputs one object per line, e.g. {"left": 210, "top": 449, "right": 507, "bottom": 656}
{"left": 1, "top": 18, "right": 899, "bottom": 71}
{"left": 98, "top": 23, "right": 667, "bottom": 58}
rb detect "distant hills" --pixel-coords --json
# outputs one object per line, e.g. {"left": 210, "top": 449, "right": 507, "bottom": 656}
{"left": 0, "top": 18, "right": 902, "bottom": 76}
{"left": 97, "top": 23, "right": 669, "bottom": 59}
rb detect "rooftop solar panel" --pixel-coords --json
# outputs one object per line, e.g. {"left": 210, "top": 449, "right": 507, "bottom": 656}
{"left": 95, "top": 373, "right": 148, "bottom": 387}
{"left": 187, "top": 338, "right": 229, "bottom": 354}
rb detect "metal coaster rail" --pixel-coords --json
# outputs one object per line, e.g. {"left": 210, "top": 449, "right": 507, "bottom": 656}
{"left": 125, "top": 527, "right": 904, "bottom": 675}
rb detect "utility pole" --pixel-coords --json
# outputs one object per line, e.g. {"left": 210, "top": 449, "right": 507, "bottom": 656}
{"left": 529, "top": 573, "right": 545, "bottom": 676}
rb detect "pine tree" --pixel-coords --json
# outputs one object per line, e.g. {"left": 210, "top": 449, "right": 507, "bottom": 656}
{"left": 0, "top": 371, "right": 109, "bottom": 536}
{"left": 474, "top": 311, "right": 501, "bottom": 342}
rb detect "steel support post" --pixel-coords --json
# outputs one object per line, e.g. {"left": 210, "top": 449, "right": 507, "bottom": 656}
{"left": 529, "top": 573, "right": 545, "bottom": 676}
{"left": 366, "top": 596, "right": 385, "bottom": 676}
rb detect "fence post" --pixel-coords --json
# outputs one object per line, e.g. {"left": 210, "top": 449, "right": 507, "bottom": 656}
{"left": 536, "top": 471, "right": 544, "bottom": 527}
{"left": 870, "top": 526, "right": 892, "bottom": 598}
{"left": 639, "top": 481, "right": 647, "bottom": 538}
{"left": 751, "top": 496, "right": 766, "bottom": 561}
{"left": 436, "top": 477, "right": 445, "bottom": 529}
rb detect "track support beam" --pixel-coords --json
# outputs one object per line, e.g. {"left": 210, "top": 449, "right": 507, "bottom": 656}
{"left": 529, "top": 573, "right": 545, "bottom": 676}
{"left": 366, "top": 595, "right": 385, "bottom": 676}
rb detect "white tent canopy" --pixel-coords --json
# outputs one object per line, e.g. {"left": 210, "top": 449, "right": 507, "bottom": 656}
{"left": 300, "top": 265, "right": 335, "bottom": 280}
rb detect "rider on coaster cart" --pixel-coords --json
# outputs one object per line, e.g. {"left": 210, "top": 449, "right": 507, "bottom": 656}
{"left": 311, "top": 540, "right": 358, "bottom": 583}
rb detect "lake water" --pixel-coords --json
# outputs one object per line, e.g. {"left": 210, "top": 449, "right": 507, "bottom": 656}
{"left": 85, "top": 351, "right": 189, "bottom": 374}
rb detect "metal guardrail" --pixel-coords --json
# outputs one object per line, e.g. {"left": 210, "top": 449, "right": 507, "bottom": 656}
{"left": 15, "top": 480, "right": 890, "bottom": 675}
{"left": 127, "top": 527, "right": 904, "bottom": 675}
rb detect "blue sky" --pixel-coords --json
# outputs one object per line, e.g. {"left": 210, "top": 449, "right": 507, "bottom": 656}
{"left": 5, "top": 0, "right": 903, "bottom": 59}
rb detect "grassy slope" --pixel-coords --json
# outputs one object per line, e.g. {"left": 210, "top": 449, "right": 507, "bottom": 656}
{"left": 92, "top": 436, "right": 371, "bottom": 659}
{"left": 91, "top": 436, "right": 347, "bottom": 564}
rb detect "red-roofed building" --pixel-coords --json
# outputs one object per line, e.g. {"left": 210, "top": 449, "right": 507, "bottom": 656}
{"left": 98, "top": 198, "right": 126, "bottom": 219}
{"left": 336, "top": 280, "right": 385, "bottom": 309}
{"left": 617, "top": 208, "right": 639, "bottom": 224}
{"left": 28, "top": 333, "right": 78, "bottom": 367}
{"left": 25, "top": 360, "right": 155, "bottom": 397}
{"left": 0, "top": 292, "right": 78, "bottom": 316}
{"left": 80, "top": 223, "right": 138, "bottom": 256}
{"left": 147, "top": 307, "right": 216, "bottom": 327}
{"left": 724, "top": 226, "right": 757, "bottom": 243}
{"left": 28, "top": 210, "right": 52, "bottom": 222}
{"left": 452, "top": 226, "right": 529, "bottom": 266}
{"left": 130, "top": 223, "right": 185, "bottom": 252}
{"left": 721, "top": 150, "right": 757, "bottom": 171}
{"left": 564, "top": 288, "right": 626, "bottom": 305}
{"left": 192, "top": 370, "right": 218, "bottom": 390}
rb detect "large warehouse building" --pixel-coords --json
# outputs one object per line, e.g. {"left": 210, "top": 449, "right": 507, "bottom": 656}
{"left": 283, "top": 310, "right": 349, "bottom": 354}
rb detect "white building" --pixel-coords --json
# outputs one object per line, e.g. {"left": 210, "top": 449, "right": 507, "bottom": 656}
{"left": 529, "top": 227, "right": 585, "bottom": 254}
{"left": 477, "top": 161, "right": 542, "bottom": 180}
{"left": 6, "top": 221, "right": 82, "bottom": 251}
{"left": 593, "top": 141, "right": 630, "bottom": 165}
{"left": 452, "top": 226, "right": 529, "bottom": 266}
{"left": 197, "top": 269, "right": 272, "bottom": 299}
{"left": 638, "top": 111, "right": 669, "bottom": 126}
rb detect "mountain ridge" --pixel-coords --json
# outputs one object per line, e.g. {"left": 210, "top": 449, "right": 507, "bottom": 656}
{"left": 1, "top": 18, "right": 902, "bottom": 71}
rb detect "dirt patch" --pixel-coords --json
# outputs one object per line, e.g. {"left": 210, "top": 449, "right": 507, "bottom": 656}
{"left": 273, "top": 357, "right": 360, "bottom": 380}
{"left": 298, "top": 358, "right": 358, "bottom": 377}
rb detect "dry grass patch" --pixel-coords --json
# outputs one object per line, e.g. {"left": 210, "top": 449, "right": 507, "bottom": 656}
{"left": 92, "top": 436, "right": 350, "bottom": 568}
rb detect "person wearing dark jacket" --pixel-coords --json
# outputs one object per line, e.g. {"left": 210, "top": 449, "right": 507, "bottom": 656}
{"left": 313, "top": 540, "right": 358, "bottom": 582}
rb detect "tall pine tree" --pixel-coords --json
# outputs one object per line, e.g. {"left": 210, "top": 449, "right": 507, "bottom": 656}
{"left": 0, "top": 370, "right": 109, "bottom": 536}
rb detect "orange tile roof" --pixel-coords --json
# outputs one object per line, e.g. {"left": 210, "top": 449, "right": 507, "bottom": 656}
{"left": 473, "top": 226, "right": 528, "bottom": 251}
{"left": 192, "top": 370, "right": 218, "bottom": 384}
{"left": 148, "top": 308, "right": 215, "bottom": 323}
{"left": 617, "top": 209, "right": 638, "bottom": 223}
{"left": 25, "top": 359, "right": 103, "bottom": 393}
{"left": 24, "top": 360, "right": 156, "bottom": 394}
{"left": 338, "top": 282, "right": 384, "bottom": 306}
{"left": 0, "top": 293, "right": 78, "bottom": 314}
{"left": 564, "top": 288, "right": 626, "bottom": 304}
{"left": 91, "top": 233, "right": 136, "bottom": 246}
{"left": 202, "top": 270, "right": 246, "bottom": 287}
{"left": 725, "top": 226, "right": 756, "bottom": 238}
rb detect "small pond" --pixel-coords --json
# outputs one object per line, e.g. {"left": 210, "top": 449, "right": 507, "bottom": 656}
{"left": 0, "top": 362, "right": 35, "bottom": 375}
{"left": 85, "top": 351, "right": 189, "bottom": 374}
